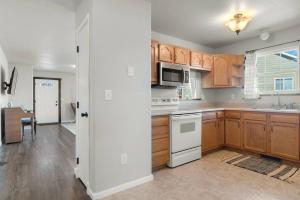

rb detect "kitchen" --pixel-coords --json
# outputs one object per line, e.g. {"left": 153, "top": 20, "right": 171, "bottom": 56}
{"left": 148, "top": 0, "right": 300, "bottom": 199}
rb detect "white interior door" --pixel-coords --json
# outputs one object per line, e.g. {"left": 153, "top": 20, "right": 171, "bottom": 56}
{"left": 35, "top": 79, "right": 59, "bottom": 124}
{"left": 76, "top": 15, "right": 90, "bottom": 187}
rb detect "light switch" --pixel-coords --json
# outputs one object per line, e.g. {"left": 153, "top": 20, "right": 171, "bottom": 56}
{"left": 105, "top": 90, "right": 112, "bottom": 101}
{"left": 127, "top": 66, "right": 135, "bottom": 77}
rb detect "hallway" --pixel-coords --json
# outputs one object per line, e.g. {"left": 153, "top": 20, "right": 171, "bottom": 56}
{"left": 0, "top": 125, "right": 90, "bottom": 200}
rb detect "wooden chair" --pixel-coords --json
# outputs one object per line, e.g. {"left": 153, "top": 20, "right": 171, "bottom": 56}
{"left": 21, "top": 117, "right": 37, "bottom": 140}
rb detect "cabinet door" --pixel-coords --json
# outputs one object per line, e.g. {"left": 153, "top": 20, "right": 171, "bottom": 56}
{"left": 174, "top": 47, "right": 190, "bottom": 65}
{"left": 269, "top": 123, "right": 299, "bottom": 160}
{"left": 218, "top": 119, "right": 225, "bottom": 146}
{"left": 202, "top": 119, "right": 218, "bottom": 152}
{"left": 151, "top": 41, "right": 159, "bottom": 84}
{"left": 225, "top": 119, "right": 241, "bottom": 148}
{"left": 203, "top": 54, "right": 213, "bottom": 70}
{"left": 244, "top": 120, "right": 267, "bottom": 153}
{"left": 190, "top": 51, "right": 203, "bottom": 68}
{"left": 214, "top": 55, "right": 230, "bottom": 86}
{"left": 158, "top": 44, "right": 174, "bottom": 63}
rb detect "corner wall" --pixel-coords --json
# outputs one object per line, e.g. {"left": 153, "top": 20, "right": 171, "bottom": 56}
{"left": 84, "top": 0, "right": 152, "bottom": 197}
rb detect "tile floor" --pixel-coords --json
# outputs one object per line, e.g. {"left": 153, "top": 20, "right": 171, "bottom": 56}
{"left": 102, "top": 150, "right": 300, "bottom": 200}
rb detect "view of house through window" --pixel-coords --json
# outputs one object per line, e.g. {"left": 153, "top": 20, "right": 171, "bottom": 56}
{"left": 256, "top": 47, "right": 299, "bottom": 94}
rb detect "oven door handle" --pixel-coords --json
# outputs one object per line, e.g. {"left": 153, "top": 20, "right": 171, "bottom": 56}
{"left": 171, "top": 114, "right": 202, "bottom": 121}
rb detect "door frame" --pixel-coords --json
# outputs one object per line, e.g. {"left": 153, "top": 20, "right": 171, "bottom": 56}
{"left": 33, "top": 77, "right": 62, "bottom": 125}
{"left": 75, "top": 14, "right": 90, "bottom": 187}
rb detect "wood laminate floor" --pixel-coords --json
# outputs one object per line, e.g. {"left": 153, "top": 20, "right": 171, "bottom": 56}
{"left": 0, "top": 125, "right": 91, "bottom": 200}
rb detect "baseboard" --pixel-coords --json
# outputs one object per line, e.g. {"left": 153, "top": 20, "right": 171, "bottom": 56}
{"left": 88, "top": 175, "right": 154, "bottom": 200}
{"left": 61, "top": 120, "right": 76, "bottom": 123}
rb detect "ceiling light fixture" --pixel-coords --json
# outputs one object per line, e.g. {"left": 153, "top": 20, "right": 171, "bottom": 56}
{"left": 226, "top": 13, "right": 251, "bottom": 35}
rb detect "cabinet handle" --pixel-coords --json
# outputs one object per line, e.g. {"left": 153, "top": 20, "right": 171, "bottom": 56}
{"left": 263, "top": 126, "right": 266, "bottom": 131}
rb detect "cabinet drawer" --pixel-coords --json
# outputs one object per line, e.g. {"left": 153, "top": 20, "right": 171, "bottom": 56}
{"left": 152, "top": 126, "right": 169, "bottom": 139}
{"left": 225, "top": 111, "right": 241, "bottom": 119}
{"left": 152, "top": 138, "right": 169, "bottom": 153}
{"left": 202, "top": 112, "right": 217, "bottom": 121}
{"left": 217, "top": 111, "right": 224, "bottom": 119}
{"left": 152, "top": 150, "right": 169, "bottom": 168}
{"left": 269, "top": 114, "right": 299, "bottom": 124}
{"left": 243, "top": 112, "right": 266, "bottom": 121}
{"left": 152, "top": 116, "right": 169, "bottom": 127}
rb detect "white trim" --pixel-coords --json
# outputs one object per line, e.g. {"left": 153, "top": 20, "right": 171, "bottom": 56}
{"left": 87, "top": 175, "right": 154, "bottom": 200}
{"left": 61, "top": 120, "right": 76, "bottom": 123}
{"left": 74, "top": 167, "right": 79, "bottom": 178}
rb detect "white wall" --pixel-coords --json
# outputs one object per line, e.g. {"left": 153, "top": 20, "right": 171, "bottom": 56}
{"left": 8, "top": 64, "right": 33, "bottom": 110}
{"left": 214, "top": 25, "right": 300, "bottom": 108}
{"left": 33, "top": 70, "right": 76, "bottom": 122}
{"left": 151, "top": 31, "right": 216, "bottom": 107}
{"left": 0, "top": 45, "right": 9, "bottom": 145}
{"left": 88, "top": 0, "right": 152, "bottom": 195}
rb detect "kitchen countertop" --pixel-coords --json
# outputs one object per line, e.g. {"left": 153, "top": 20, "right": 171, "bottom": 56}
{"left": 151, "top": 107, "right": 300, "bottom": 116}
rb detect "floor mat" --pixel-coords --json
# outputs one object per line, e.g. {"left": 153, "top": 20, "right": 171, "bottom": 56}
{"left": 224, "top": 154, "right": 298, "bottom": 182}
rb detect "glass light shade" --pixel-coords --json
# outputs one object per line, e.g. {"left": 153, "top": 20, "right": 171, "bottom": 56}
{"left": 226, "top": 13, "right": 250, "bottom": 34}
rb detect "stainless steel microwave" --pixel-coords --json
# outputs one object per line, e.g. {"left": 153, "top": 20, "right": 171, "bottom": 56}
{"left": 157, "top": 62, "right": 190, "bottom": 87}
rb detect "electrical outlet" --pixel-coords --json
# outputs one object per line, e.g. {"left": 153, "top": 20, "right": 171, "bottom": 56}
{"left": 121, "top": 153, "right": 127, "bottom": 165}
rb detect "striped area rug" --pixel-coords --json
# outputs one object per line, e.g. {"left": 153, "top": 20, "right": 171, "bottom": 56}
{"left": 224, "top": 154, "right": 299, "bottom": 181}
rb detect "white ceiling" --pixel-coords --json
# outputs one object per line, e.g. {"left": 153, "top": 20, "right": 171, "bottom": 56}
{"left": 151, "top": 0, "right": 300, "bottom": 48}
{"left": 0, "top": 0, "right": 76, "bottom": 72}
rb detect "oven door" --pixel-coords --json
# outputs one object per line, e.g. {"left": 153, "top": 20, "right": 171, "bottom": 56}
{"left": 159, "top": 63, "right": 184, "bottom": 86}
{"left": 170, "top": 114, "right": 202, "bottom": 153}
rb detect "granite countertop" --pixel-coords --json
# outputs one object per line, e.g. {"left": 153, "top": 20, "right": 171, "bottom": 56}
{"left": 151, "top": 107, "right": 300, "bottom": 116}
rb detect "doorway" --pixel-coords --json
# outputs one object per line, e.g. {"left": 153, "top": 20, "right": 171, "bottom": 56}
{"left": 33, "top": 77, "right": 61, "bottom": 124}
{"left": 76, "top": 14, "right": 90, "bottom": 187}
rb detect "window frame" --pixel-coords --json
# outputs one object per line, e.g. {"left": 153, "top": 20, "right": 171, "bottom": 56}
{"left": 255, "top": 45, "right": 300, "bottom": 95}
{"left": 273, "top": 77, "right": 294, "bottom": 92}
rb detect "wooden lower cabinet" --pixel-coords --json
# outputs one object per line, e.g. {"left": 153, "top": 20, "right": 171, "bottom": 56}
{"left": 202, "top": 112, "right": 225, "bottom": 153}
{"left": 243, "top": 120, "right": 267, "bottom": 153}
{"left": 218, "top": 119, "right": 225, "bottom": 146}
{"left": 202, "top": 119, "right": 218, "bottom": 152}
{"left": 225, "top": 119, "right": 241, "bottom": 148}
{"left": 152, "top": 116, "right": 169, "bottom": 170}
{"left": 269, "top": 122, "right": 299, "bottom": 160}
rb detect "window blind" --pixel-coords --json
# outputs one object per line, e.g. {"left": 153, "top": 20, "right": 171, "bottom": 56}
{"left": 244, "top": 52, "right": 259, "bottom": 99}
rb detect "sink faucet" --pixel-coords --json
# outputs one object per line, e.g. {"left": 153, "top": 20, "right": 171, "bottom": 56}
{"left": 276, "top": 92, "right": 281, "bottom": 109}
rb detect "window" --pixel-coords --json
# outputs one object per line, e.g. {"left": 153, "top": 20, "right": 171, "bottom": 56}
{"left": 255, "top": 47, "right": 300, "bottom": 94}
{"left": 274, "top": 77, "right": 294, "bottom": 91}
{"left": 178, "top": 71, "right": 202, "bottom": 100}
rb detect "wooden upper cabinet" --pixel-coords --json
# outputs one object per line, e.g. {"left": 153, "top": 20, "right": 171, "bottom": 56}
{"left": 174, "top": 47, "right": 190, "bottom": 65}
{"left": 151, "top": 41, "right": 159, "bottom": 85}
{"left": 213, "top": 55, "right": 230, "bottom": 86}
{"left": 190, "top": 51, "right": 203, "bottom": 68}
{"left": 225, "top": 119, "right": 242, "bottom": 149}
{"left": 202, "top": 54, "right": 213, "bottom": 70}
{"left": 243, "top": 120, "right": 267, "bottom": 153}
{"left": 158, "top": 44, "right": 174, "bottom": 63}
{"left": 232, "top": 55, "right": 245, "bottom": 66}
{"left": 269, "top": 123, "right": 299, "bottom": 160}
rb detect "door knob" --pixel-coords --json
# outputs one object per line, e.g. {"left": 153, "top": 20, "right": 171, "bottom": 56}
{"left": 81, "top": 112, "right": 88, "bottom": 118}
